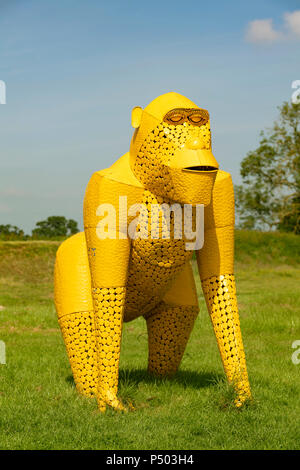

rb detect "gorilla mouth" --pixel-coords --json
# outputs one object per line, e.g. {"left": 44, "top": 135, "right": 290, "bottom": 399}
{"left": 183, "top": 166, "right": 218, "bottom": 172}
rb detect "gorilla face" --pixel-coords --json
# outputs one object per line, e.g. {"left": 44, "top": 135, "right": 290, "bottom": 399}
{"left": 131, "top": 106, "right": 218, "bottom": 206}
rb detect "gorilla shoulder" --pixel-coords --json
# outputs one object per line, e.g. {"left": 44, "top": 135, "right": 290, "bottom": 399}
{"left": 95, "top": 152, "right": 143, "bottom": 188}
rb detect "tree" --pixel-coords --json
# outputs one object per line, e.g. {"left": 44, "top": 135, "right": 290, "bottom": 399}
{"left": 235, "top": 101, "right": 300, "bottom": 234}
{"left": 32, "top": 216, "right": 79, "bottom": 239}
{"left": 0, "top": 224, "right": 25, "bottom": 240}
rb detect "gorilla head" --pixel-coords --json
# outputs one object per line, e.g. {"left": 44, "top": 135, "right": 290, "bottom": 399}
{"left": 129, "top": 92, "right": 219, "bottom": 205}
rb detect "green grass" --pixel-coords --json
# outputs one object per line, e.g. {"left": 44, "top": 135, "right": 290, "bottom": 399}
{"left": 0, "top": 232, "right": 299, "bottom": 450}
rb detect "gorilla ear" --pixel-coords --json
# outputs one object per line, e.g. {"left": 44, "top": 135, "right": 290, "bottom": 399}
{"left": 131, "top": 106, "right": 143, "bottom": 128}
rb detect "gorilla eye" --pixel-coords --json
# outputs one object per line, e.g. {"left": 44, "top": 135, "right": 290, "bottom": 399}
{"left": 187, "top": 109, "right": 209, "bottom": 126}
{"left": 164, "top": 108, "right": 187, "bottom": 125}
{"left": 188, "top": 115, "right": 208, "bottom": 126}
{"left": 169, "top": 114, "right": 184, "bottom": 123}
{"left": 189, "top": 115, "right": 202, "bottom": 123}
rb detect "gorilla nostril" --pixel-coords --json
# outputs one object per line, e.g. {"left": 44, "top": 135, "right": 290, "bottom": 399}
{"left": 186, "top": 138, "right": 201, "bottom": 150}
{"left": 183, "top": 166, "right": 218, "bottom": 172}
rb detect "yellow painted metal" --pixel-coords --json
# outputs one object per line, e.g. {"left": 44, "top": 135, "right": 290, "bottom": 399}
{"left": 201, "top": 275, "right": 251, "bottom": 406}
{"left": 54, "top": 92, "right": 251, "bottom": 412}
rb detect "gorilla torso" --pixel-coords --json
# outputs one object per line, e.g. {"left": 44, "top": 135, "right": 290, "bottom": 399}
{"left": 123, "top": 189, "right": 194, "bottom": 322}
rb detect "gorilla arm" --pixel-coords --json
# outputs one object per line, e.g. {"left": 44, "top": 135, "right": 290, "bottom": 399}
{"left": 196, "top": 171, "right": 251, "bottom": 405}
{"left": 84, "top": 172, "right": 131, "bottom": 412}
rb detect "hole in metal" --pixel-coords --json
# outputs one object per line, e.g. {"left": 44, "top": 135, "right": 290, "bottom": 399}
{"left": 183, "top": 166, "right": 218, "bottom": 172}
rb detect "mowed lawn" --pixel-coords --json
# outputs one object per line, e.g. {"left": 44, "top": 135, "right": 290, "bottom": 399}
{"left": 0, "top": 231, "right": 299, "bottom": 450}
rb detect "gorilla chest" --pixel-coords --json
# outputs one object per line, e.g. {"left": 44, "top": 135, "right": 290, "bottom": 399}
{"left": 122, "top": 190, "right": 195, "bottom": 319}
{"left": 131, "top": 237, "right": 191, "bottom": 269}
{"left": 123, "top": 237, "right": 193, "bottom": 320}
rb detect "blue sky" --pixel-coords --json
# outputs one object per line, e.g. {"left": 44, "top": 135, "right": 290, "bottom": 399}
{"left": 0, "top": 0, "right": 300, "bottom": 233}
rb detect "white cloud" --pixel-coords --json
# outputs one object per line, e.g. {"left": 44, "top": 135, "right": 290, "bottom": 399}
{"left": 0, "top": 203, "right": 11, "bottom": 214}
{"left": 0, "top": 187, "right": 31, "bottom": 197}
{"left": 284, "top": 10, "right": 300, "bottom": 37}
{"left": 246, "top": 19, "right": 283, "bottom": 44}
{"left": 246, "top": 10, "right": 300, "bottom": 44}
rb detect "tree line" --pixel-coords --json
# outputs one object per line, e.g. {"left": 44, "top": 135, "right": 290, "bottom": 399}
{"left": 0, "top": 216, "right": 79, "bottom": 241}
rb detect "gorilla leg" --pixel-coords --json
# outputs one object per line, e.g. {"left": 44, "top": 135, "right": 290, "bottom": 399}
{"left": 54, "top": 232, "right": 98, "bottom": 396}
{"left": 146, "top": 302, "right": 199, "bottom": 376}
{"left": 145, "top": 262, "right": 199, "bottom": 376}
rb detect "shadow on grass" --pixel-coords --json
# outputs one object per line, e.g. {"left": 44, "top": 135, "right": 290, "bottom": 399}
{"left": 66, "top": 375, "right": 75, "bottom": 387}
{"left": 119, "top": 368, "right": 222, "bottom": 390}
{"left": 66, "top": 368, "right": 222, "bottom": 390}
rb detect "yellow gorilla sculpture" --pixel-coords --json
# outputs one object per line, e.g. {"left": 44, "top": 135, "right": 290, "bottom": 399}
{"left": 54, "top": 92, "right": 251, "bottom": 412}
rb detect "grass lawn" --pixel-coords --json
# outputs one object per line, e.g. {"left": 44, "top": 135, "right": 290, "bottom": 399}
{"left": 0, "top": 231, "right": 299, "bottom": 450}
